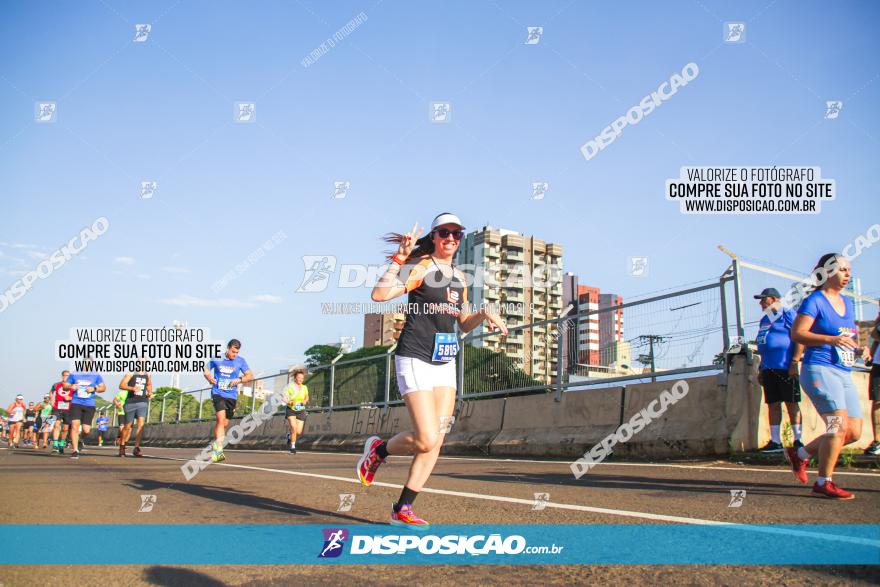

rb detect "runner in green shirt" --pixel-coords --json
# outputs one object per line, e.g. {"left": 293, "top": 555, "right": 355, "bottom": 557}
{"left": 113, "top": 389, "right": 128, "bottom": 456}
{"left": 284, "top": 367, "right": 309, "bottom": 454}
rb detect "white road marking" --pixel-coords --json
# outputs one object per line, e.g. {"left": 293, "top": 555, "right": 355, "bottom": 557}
{"left": 142, "top": 452, "right": 880, "bottom": 548}
{"left": 129, "top": 445, "right": 880, "bottom": 478}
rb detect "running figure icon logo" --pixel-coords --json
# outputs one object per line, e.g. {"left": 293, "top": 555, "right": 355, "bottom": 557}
{"left": 531, "top": 182, "right": 549, "bottom": 200}
{"left": 532, "top": 492, "right": 550, "bottom": 511}
{"left": 133, "top": 24, "right": 151, "bottom": 42}
{"left": 140, "top": 181, "right": 157, "bottom": 200}
{"left": 297, "top": 255, "right": 337, "bottom": 293}
{"left": 629, "top": 256, "right": 649, "bottom": 277}
{"left": 319, "top": 528, "right": 349, "bottom": 558}
{"left": 824, "top": 101, "right": 843, "bottom": 119}
{"left": 728, "top": 489, "right": 746, "bottom": 508}
{"left": 525, "top": 26, "right": 543, "bottom": 45}
{"left": 724, "top": 22, "right": 746, "bottom": 43}
{"left": 430, "top": 102, "right": 451, "bottom": 123}
{"left": 235, "top": 102, "right": 256, "bottom": 123}
{"left": 35, "top": 102, "right": 57, "bottom": 123}
{"left": 337, "top": 494, "right": 356, "bottom": 512}
{"left": 332, "top": 181, "right": 351, "bottom": 199}
{"left": 138, "top": 494, "right": 157, "bottom": 513}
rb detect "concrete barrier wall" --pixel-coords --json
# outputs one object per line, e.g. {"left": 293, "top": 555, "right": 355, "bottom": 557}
{"left": 490, "top": 388, "right": 623, "bottom": 458}
{"left": 444, "top": 398, "right": 505, "bottom": 455}
{"left": 131, "top": 356, "right": 875, "bottom": 458}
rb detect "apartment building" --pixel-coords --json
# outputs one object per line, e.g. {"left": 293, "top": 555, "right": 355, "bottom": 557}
{"left": 456, "top": 226, "right": 564, "bottom": 383}
{"left": 363, "top": 313, "right": 405, "bottom": 348}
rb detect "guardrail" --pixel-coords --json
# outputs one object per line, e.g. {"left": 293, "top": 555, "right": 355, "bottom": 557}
{"left": 146, "top": 269, "right": 750, "bottom": 423}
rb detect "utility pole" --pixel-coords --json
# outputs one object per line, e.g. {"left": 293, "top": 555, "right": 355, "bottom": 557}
{"left": 635, "top": 334, "right": 666, "bottom": 382}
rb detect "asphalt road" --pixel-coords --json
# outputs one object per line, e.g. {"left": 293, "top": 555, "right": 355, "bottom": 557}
{"left": 1, "top": 444, "right": 878, "bottom": 585}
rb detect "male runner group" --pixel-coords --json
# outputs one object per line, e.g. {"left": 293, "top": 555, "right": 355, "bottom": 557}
{"left": 8, "top": 367, "right": 154, "bottom": 458}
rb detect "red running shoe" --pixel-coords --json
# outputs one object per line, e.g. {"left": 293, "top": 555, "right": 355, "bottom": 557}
{"left": 784, "top": 447, "right": 808, "bottom": 484}
{"left": 811, "top": 481, "right": 854, "bottom": 500}
{"left": 357, "top": 436, "right": 384, "bottom": 486}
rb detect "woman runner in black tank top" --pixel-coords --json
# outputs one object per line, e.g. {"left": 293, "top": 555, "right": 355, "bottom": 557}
{"left": 355, "top": 213, "right": 508, "bottom": 528}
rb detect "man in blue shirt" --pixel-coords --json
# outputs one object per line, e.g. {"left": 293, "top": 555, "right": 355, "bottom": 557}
{"left": 63, "top": 367, "right": 106, "bottom": 459}
{"left": 754, "top": 288, "right": 804, "bottom": 453}
{"left": 95, "top": 413, "right": 109, "bottom": 446}
{"left": 203, "top": 339, "right": 253, "bottom": 463}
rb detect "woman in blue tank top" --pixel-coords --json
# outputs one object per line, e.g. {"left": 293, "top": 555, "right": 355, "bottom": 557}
{"left": 784, "top": 253, "right": 872, "bottom": 500}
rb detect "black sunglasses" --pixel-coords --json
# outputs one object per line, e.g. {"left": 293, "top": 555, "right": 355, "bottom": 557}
{"left": 434, "top": 228, "right": 464, "bottom": 240}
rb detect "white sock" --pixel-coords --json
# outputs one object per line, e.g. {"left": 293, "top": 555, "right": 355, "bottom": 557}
{"left": 817, "top": 476, "right": 829, "bottom": 486}
{"left": 770, "top": 426, "right": 781, "bottom": 444}
{"left": 792, "top": 424, "right": 802, "bottom": 440}
{"left": 797, "top": 446, "right": 810, "bottom": 460}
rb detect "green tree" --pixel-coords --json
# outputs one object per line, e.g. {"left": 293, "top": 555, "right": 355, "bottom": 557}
{"left": 304, "top": 344, "right": 343, "bottom": 367}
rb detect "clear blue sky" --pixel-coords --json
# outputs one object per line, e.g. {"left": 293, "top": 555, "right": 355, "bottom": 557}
{"left": 1, "top": 0, "right": 878, "bottom": 404}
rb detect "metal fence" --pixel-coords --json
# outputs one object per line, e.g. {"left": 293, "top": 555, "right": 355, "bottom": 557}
{"left": 146, "top": 265, "right": 753, "bottom": 423}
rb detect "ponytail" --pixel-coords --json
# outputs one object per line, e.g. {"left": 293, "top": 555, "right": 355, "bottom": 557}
{"left": 382, "top": 232, "right": 434, "bottom": 264}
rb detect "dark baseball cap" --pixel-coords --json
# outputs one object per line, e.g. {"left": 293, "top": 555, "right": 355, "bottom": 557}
{"left": 753, "top": 287, "right": 782, "bottom": 299}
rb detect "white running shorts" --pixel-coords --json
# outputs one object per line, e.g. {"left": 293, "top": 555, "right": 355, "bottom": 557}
{"left": 395, "top": 356, "right": 457, "bottom": 395}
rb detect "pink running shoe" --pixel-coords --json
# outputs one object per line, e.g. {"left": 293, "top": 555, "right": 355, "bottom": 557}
{"left": 356, "top": 436, "right": 384, "bottom": 487}
{"left": 391, "top": 504, "right": 430, "bottom": 530}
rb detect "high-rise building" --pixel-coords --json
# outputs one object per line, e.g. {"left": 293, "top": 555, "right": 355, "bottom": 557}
{"left": 456, "top": 226, "right": 564, "bottom": 383}
{"left": 577, "top": 285, "right": 600, "bottom": 366}
{"left": 363, "top": 313, "right": 405, "bottom": 348}
{"left": 598, "top": 293, "right": 624, "bottom": 366}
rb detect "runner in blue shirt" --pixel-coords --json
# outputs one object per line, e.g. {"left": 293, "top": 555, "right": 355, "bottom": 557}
{"left": 754, "top": 287, "right": 803, "bottom": 453}
{"left": 203, "top": 339, "right": 253, "bottom": 463}
{"left": 63, "top": 368, "right": 106, "bottom": 459}
{"left": 95, "top": 414, "right": 110, "bottom": 446}
{"left": 784, "top": 254, "right": 872, "bottom": 500}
